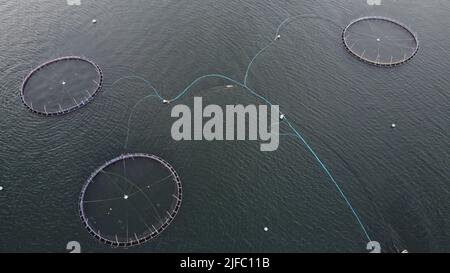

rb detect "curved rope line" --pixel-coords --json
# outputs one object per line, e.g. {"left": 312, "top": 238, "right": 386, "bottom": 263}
{"left": 113, "top": 11, "right": 372, "bottom": 243}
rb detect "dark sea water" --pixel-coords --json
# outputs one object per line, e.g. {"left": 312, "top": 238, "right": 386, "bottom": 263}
{"left": 0, "top": 0, "right": 449, "bottom": 253}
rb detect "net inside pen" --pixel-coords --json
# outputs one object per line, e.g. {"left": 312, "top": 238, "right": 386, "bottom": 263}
{"left": 79, "top": 153, "right": 182, "bottom": 247}
{"left": 21, "top": 56, "right": 103, "bottom": 115}
{"left": 342, "top": 17, "right": 419, "bottom": 66}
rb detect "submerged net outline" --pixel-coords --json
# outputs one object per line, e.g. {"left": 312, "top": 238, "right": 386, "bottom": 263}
{"left": 79, "top": 153, "right": 182, "bottom": 247}
{"left": 342, "top": 16, "right": 419, "bottom": 67}
{"left": 21, "top": 56, "right": 103, "bottom": 116}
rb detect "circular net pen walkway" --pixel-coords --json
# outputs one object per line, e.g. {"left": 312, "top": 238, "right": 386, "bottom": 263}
{"left": 342, "top": 16, "right": 419, "bottom": 67}
{"left": 21, "top": 56, "right": 103, "bottom": 116}
{"left": 79, "top": 153, "right": 182, "bottom": 247}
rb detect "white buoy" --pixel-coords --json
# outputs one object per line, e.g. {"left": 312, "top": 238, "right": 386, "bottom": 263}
{"left": 391, "top": 123, "right": 396, "bottom": 128}
{"left": 124, "top": 194, "right": 129, "bottom": 200}
{"left": 401, "top": 249, "right": 408, "bottom": 253}
{"left": 92, "top": 19, "right": 97, "bottom": 24}
{"left": 0, "top": 186, "right": 3, "bottom": 191}
{"left": 264, "top": 227, "right": 269, "bottom": 232}
{"left": 163, "top": 99, "right": 170, "bottom": 104}
{"left": 279, "top": 114, "right": 285, "bottom": 121}
{"left": 62, "top": 81, "right": 66, "bottom": 85}
{"left": 376, "top": 38, "right": 381, "bottom": 42}
{"left": 276, "top": 35, "right": 281, "bottom": 40}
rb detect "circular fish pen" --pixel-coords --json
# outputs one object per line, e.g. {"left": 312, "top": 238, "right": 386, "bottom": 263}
{"left": 21, "top": 56, "right": 103, "bottom": 116}
{"left": 79, "top": 153, "right": 182, "bottom": 247}
{"left": 342, "top": 16, "right": 419, "bottom": 67}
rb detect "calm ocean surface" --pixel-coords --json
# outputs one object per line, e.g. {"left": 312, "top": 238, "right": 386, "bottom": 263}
{"left": 0, "top": 0, "right": 449, "bottom": 252}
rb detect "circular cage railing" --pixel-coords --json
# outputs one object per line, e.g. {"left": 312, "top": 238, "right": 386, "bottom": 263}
{"left": 21, "top": 56, "right": 103, "bottom": 116}
{"left": 79, "top": 153, "right": 182, "bottom": 247}
{"left": 342, "top": 16, "right": 419, "bottom": 67}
